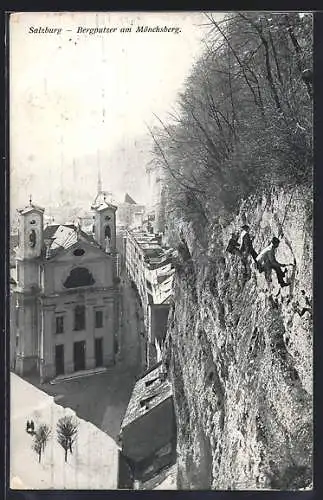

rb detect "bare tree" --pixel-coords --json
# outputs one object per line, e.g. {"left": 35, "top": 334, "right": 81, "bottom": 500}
{"left": 56, "top": 415, "right": 78, "bottom": 463}
{"left": 148, "top": 11, "right": 312, "bottom": 234}
{"left": 32, "top": 423, "right": 51, "bottom": 463}
{"left": 32, "top": 434, "right": 43, "bottom": 463}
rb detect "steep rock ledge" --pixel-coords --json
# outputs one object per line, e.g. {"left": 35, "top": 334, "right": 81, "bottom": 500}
{"left": 164, "top": 187, "right": 312, "bottom": 490}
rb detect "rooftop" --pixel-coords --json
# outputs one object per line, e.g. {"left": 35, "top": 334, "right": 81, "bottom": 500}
{"left": 91, "top": 191, "right": 117, "bottom": 210}
{"left": 17, "top": 203, "right": 45, "bottom": 215}
{"left": 143, "top": 247, "right": 164, "bottom": 259}
{"left": 95, "top": 201, "right": 117, "bottom": 212}
{"left": 121, "top": 364, "right": 172, "bottom": 431}
{"left": 124, "top": 193, "right": 137, "bottom": 205}
{"left": 43, "top": 224, "right": 97, "bottom": 259}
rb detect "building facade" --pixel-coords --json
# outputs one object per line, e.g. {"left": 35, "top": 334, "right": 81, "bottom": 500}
{"left": 124, "top": 229, "right": 174, "bottom": 368}
{"left": 10, "top": 197, "right": 120, "bottom": 382}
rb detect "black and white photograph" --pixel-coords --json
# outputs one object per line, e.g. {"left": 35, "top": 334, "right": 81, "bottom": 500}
{"left": 9, "top": 11, "right": 313, "bottom": 490}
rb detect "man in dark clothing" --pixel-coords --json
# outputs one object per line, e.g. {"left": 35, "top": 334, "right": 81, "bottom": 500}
{"left": 256, "top": 237, "right": 289, "bottom": 287}
{"left": 226, "top": 232, "right": 241, "bottom": 256}
{"left": 239, "top": 225, "right": 258, "bottom": 262}
{"left": 26, "top": 420, "right": 35, "bottom": 435}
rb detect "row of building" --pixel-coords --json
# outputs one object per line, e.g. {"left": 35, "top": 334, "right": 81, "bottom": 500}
{"left": 116, "top": 226, "right": 177, "bottom": 488}
{"left": 122, "top": 228, "right": 175, "bottom": 369}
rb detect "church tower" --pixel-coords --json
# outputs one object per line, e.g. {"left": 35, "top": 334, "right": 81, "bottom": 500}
{"left": 91, "top": 173, "right": 117, "bottom": 253}
{"left": 92, "top": 200, "right": 117, "bottom": 253}
{"left": 15, "top": 199, "right": 44, "bottom": 376}
{"left": 16, "top": 199, "right": 44, "bottom": 273}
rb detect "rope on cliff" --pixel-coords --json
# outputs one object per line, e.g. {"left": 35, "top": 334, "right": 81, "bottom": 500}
{"left": 277, "top": 189, "right": 296, "bottom": 240}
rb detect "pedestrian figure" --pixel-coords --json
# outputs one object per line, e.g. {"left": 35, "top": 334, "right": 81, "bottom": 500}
{"left": 26, "top": 419, "right": 35, "bottom": 435}
{"left": 256, "top": 237, "right": 289, "bottom": 287}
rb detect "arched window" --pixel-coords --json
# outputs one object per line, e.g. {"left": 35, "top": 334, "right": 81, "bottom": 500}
{"left": 63, "top": 267, "right": 95, "bottom": 288}
{"left": 74, "top": 305, "right": 85, "bottom": 331}
{"left": 105, "top": 224, "right": 111, "bottom": 240}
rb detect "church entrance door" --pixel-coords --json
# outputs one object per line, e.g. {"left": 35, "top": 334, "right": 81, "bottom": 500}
{"left": 55, "top": 344, "right": 64, "bottom": 376}
{"left": 74, "top": 341, "right": 86, "bottom": 372}
{"left": 95, "top": 338, "right": 103, "bottom": 367}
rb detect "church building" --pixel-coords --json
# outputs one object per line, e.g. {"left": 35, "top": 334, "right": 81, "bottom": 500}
{"left": 10, "top": 193, "right": 120, "bottom": 382}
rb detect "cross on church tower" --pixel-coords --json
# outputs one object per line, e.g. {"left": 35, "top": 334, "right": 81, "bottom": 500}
{"left": 29, "top": 194, "right": 32, "bottom": 205}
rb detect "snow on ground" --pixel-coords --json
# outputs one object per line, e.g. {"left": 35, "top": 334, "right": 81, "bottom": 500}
{"left": 10, "top": 372, "right": 119, "bottom": 489}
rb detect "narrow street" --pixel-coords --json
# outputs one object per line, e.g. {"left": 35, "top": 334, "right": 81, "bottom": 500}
{"left": 33, "top": 270, "right": 143, "bottom": 442}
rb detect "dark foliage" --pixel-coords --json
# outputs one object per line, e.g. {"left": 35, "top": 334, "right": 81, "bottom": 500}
{"left": 149, "top": 13, "right": 312, "bottom": 229}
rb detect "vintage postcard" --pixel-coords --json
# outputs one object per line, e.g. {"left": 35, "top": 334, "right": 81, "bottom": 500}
{"left": 9, "top": 11, "right": 313, "bottom": 490}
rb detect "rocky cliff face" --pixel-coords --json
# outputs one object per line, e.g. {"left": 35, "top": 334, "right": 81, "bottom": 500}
{"left": 164, "top": 187, "right": 313, "bottom": 490}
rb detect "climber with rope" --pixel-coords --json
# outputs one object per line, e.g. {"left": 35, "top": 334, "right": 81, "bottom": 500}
{"left": 256, "top": 237, "right": 290, "bottom": 287}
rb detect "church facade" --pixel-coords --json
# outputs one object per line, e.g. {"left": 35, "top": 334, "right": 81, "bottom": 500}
{"left": 10, "top": 195, "right": 120, "bottom": 382}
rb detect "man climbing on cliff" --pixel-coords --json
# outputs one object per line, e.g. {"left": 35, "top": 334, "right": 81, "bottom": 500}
{"left": 226, "top": 226, "right": 258, "bottom": 279}
{"left": 239, "top": 224, "right": 258, "bottom": 279}
{"left": 226, "top": 231, "right": 240, "bottom": 256}
{"left": 256, "top": 237, "right": 289, "bottom": 287}
{"left": 239, "top": 225, "right": 258, "bottom": 262}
